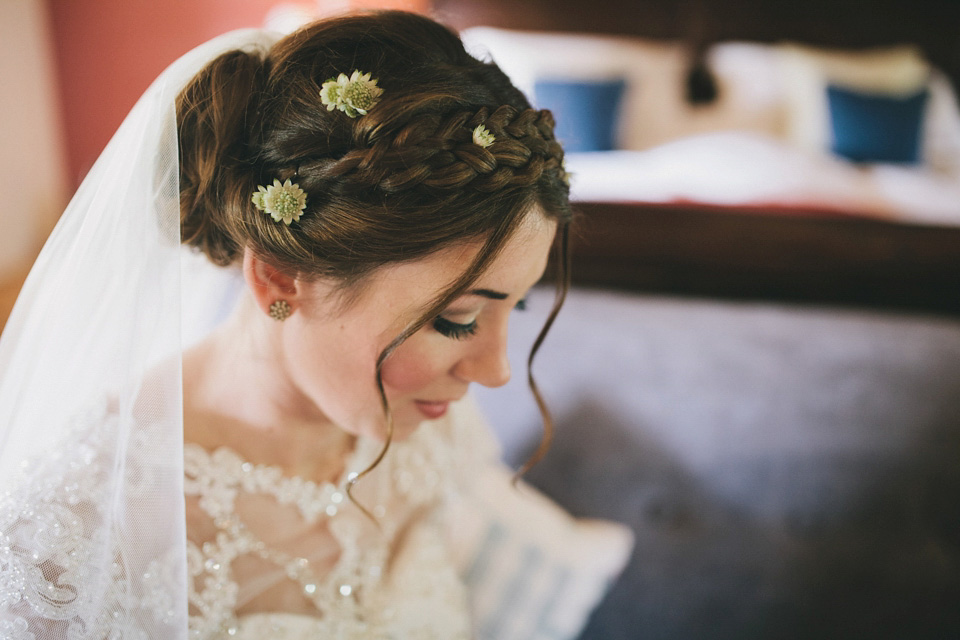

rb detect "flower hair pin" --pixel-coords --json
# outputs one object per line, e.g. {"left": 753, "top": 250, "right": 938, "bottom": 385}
{"left": 320, "top": 70, "right": 383, "bottom": 118}
{"left": 252, "top": 179, "right": 307, "bottom": 226}
{"left": 472, "top": 124, "right": 495, "bottom": 148}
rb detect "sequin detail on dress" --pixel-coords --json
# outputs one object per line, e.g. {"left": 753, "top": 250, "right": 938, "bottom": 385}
{"left": 0, "top": 401, "right": 472, "bottom": 640}
{"left": 183, "top": 432, "right": 471, "bottom": 638}
{"left": 0, "top": 400, "right": 183, "bottom": 639}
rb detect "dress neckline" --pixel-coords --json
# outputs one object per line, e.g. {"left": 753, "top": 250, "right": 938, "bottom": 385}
{"left": 183, "top": 435, "right": 380, "bottom": 493}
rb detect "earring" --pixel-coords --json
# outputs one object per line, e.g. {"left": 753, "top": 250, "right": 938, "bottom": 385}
{"left": 268, "top": 300, "right": 292, "bottom": 321}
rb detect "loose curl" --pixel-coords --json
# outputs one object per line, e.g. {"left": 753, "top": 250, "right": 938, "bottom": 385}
{"left": 176, "top": 11, "right": 573, "bottom": 505}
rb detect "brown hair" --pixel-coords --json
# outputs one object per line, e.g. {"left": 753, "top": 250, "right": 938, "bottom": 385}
{"left": 176, "top": 11, "right": 572, "bottom": 492}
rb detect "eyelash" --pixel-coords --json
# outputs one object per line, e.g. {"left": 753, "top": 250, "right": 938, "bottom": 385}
{"left": 432, "top": 317, "right": 477, "bottom": 340}
{"left": 431, "top": 298, "right": 528, "bottom": 341}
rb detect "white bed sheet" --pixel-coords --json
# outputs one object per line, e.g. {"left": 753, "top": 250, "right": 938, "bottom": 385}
{"left": 565, "top": 132, "right": 960, "bottom": 226}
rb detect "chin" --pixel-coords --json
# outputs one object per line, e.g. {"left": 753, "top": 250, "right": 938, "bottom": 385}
{"left": 391, "top": 412, "right": 432, "bottom": 440}
{"left": 352, "top": 412, "right": 422, "bottom": 443}
{"left": 388, "top": 398, "right": 449, "bottom": 432}
{"left": 356, "top": 399, "right": 447, "bottom": 442}
{"left": 389, "top": 422, "right": 424, "bottom": 442}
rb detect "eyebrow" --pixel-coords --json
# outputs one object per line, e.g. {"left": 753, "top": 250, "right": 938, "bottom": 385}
{"left": 467, "top": 288, "right": 509, "bottom": 300}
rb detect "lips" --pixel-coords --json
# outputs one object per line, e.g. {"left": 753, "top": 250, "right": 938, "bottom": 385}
{"left": 413, "top": 400, "right": 451, "bottom": 419}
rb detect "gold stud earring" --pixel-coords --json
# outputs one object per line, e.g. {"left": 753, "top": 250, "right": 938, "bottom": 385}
{"left": 268, "top": 300, "right": 292, "bottom": 321}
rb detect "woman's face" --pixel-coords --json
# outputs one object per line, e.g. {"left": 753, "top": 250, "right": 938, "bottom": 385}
{"left": 280, "top": 211, "right": 558, "bottom": 441}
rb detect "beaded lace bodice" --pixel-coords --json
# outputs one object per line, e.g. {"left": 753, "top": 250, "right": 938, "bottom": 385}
{"left": 183, "top": 428, "right": 472, "bottom": 639}
{"left": 0, "top": 399, "right": 480, "bottom": 640}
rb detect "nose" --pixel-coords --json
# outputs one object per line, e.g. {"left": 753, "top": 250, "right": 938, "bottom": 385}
{"left": 454, "top": 324, "right": 512, "bottom": 388}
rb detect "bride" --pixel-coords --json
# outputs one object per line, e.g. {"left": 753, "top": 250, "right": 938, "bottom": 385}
{"left": 0, "top": 10, "right": 571, "bottom": 639}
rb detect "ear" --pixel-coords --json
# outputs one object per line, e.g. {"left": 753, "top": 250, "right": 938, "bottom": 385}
{"left": 242, "top": 248, "right": 301, "bottom": 317}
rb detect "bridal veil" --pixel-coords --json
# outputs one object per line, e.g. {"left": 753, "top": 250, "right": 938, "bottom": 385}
{"left": 0, "top": 29, "right": 280, "bottom": 639}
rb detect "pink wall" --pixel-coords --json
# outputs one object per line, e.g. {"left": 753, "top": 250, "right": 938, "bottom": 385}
{"left": 1, "top": 0, "right": 67, "bottom": 274}
{"left": 48, "top": 0, "right": 429, "bottom": 187}
{"left": 49, "top": 0, "right": 281, "bottom": 185}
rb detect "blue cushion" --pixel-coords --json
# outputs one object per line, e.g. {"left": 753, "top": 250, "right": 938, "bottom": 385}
{"left": 534, "top": 79, "right": 626, "bottom": 152}
{"left": 826, "top": 84, "right": 929, "bottom": 164}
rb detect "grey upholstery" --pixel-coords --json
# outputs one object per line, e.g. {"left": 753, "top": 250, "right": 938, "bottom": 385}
{"left": 474, "top": 287, "right": 960, "bottom": 640}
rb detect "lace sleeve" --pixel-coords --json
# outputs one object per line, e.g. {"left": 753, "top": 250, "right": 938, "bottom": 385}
{"left": 0, "top": 402, "right": 182, "bottom": 640}
{"left": 441, "top": 396, "right": 636, "bottom": 640}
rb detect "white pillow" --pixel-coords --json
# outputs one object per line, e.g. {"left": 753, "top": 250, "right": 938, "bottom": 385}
{"left": 923, "top": 71, "right": 960, "bottom": 176}
{"left": 460, "top": 26, "right": 687, "bottom": 150}
{"left": 780, "top": 43, "right": 930, "bottom": 93}
{"left": 702, "top": 42, "right": 789, "bottom": 139}
{"left": 461, "top": 28, "right": 801, "bottom": 150}
{"left": 777, "top": 44, "right": 932, "bottom": 155}
{"left": 448, "top": 464, "right": 634, "bottom": 640}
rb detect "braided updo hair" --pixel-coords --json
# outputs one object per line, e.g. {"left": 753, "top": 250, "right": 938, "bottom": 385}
{"left": 176, "top": 11, "right": 572, "bottom": 475}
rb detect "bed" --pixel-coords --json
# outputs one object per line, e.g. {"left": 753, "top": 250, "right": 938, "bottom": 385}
{"left": 430, "top": 1, "right": 960, "bottom": 638}
{"left": 434, "top": 0, "right": 960, "bottom": 316}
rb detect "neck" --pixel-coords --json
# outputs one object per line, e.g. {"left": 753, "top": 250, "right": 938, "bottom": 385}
{"left": 182, "top": 294, "right": 354, "bottom": 480}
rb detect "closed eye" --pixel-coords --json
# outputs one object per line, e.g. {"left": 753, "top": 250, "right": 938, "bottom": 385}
{"left": 432, "top": 316, "right": 478, "bottom": 340}
{"left": 433, "top": 297, "right": 526, "bottom": 340}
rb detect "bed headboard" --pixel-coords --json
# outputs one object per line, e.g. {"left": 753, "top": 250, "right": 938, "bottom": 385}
{"left": 431, "top": 0, "right": 960, "bottom": 90}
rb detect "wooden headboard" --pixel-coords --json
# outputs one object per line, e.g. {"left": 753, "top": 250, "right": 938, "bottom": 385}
{"left": 431, "top": 0, "right": 960, "bottom": 90}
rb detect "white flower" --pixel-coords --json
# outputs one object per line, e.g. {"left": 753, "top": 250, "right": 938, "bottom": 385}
{"left": 252, "top": 179, "right": 307, "bottom": 225}
{"left": 320, "top": 70, "right": 383, "bottom": 118}
{"left": 472, "top": 124, "right": 495, "bottom": 148}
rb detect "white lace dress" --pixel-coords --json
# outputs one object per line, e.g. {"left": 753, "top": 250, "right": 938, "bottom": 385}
{"left": 0, "top": 398, "right": 485, "bottom": 639}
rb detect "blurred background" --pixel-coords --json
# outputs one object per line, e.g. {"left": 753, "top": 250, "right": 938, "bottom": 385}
{"left": 2, "top": 1, "right": 960, "bottom": 638}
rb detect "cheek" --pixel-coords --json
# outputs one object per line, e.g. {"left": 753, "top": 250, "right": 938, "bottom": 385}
{"left": 379, "top": 337, "right": 450, "bottom": 394}
{"left": 285, "top": 321, "right": 378, "bottom": 405}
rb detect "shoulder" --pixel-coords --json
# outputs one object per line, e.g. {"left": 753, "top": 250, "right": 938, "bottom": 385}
{"left": 0, "top": 399, "right": 121, "bottom": 543}
{"left": 1, "top": 399, "right": 117, "bottom": 502}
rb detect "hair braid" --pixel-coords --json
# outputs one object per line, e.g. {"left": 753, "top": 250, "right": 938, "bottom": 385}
{"left": 297, "top": 105, "right": 563, "bottom": 195}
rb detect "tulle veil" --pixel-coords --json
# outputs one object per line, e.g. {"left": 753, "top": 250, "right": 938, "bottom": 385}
{"left": 0, "top": 29, "right": 280, "bottom": 639}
